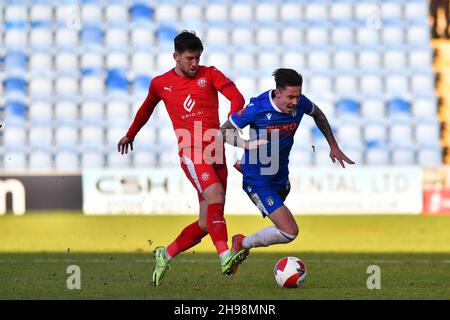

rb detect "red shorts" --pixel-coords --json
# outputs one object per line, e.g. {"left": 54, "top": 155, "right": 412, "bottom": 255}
{"left": 179, "top": 148, "right": 228, "bottom": 202}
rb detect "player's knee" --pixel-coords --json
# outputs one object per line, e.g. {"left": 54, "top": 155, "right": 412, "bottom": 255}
{"left": 198, "top": 221, "right": 208, "bottom": 232}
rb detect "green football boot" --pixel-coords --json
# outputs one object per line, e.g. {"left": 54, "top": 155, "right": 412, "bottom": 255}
{"left": 152, "top": 246, "right": 171, "bottom": 286}
{"left": 221, "top": 249, "right": 248, "bottom": 276}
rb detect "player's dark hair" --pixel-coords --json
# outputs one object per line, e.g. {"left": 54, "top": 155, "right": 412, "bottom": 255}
{"left": 174, "top": 30, "right": 204, "bottom": 53}
{"left": 272, "top": 68, "right": 303, "bottom": 89}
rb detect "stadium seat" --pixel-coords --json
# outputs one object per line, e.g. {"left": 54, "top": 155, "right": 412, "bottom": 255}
{"left": 107, "top": 152, "right": 132, "bottom": 168}
{"left": 55, "top": 53, "right": 78, "bottom": 76}
{"left": 80, "top": 150, "right": 104, "bottom": 168}
{"left": 2, "top": 150, "right": 27, "bottom": 171}
{"left": 407, "top": 24, "right": 430, "bottom": 48}
{"left": 358, "top": 50, "right": 381, "bottom": 72}
{"left": 336, "top": 99, "right": 360, "bottom": 119}
{"left": 30, "top": 4, "right": 52, "bottom": 23}
{"left": 29, "top": 101, "right": 52, "bottom": 125}
{"left": 409, "top": 49, "right": 433, "bottom": 73}
{"left": 81, "top": 27, "right": 103, "bottom": 52}
{"left": 387, "top": 98, "right": 411, "bottom": 120}
{"left": 130, "top": 3, "right": 154, "bottom": 25}
{"left": 381, "top": 1, "right": 402, "bottom": 21}
{"left": 205, "top": 3, "right": 227, "bottom": 23}
{"left": 383, "top": 50, "right": 407, "bottom": 72}
{"left": 256, "top": 3, "right": 277, "bottom": 22}
{"left": 81, "top": 4, "right": 102, "bottom": 26}
{"left": 389, "top": 120, "right": 414, "bottom": 148}
{"left": 159, "top": 146, "right": 181, "bottom": 167}
{"left": 29, "top": 53, "right": 52, "bottom": 77}
{"left": 231, "top": 25, "right": 253, "bottom": 47}
{"left": 55, "top": 29, "right": 79, "bottom": 51}
{"left": 106, "top": 3, "right": 128, "bottom": 27}
{"left": 256, "top": 26, "right": 278, "bottom": 49}
{"left": 257, "top": 52, "right": 279, "bottom": 74}
{"left": 281, "top": 52, "right": 306, "bottom": 72}
{"left": 412, "top": 98, "right": 438, "bottom": 120}
{"left": 2, "top": 125, "right": 27, "bottom": 147}
{"left": 54, "top": 101, "right": 79, "bottom": 125}
{"left": 29, "top": 126, "right": 53, "bottom": 148}
{"left": 4, "top": 29, "right": 27, "bottom": 50}
{"left": 356, "top": 27, "right": 379, "bottom": 49}
{"left": 337, "top": 121, "right": 362, "bottom": 148}
{"left": 333, "top": 50, "right": 356, "bottom": 72}
{"left": 131, "top": 28, "right": 156, "bottom": 50}
{"left": 405, "top": 0, "right": 428, "bottom": 23}
{"left": 55, "top": 77, "right": 78, "bottom": 100}
{"left": 415, "top": 120, "right": 441, "bottom": 147}
{"left": 4, "top": 52, "right": 27, "bottom": 76}
{"left": 30, "top": 26, "right": 53, "bottom": 51}
{"left": 105, "top": 29, "right": 128, "bottom": 51}
{"left": 232, "top": 52, "right": 255, "bottom": 73}
{"left": 331, "top": 26, "right": 353, "bottom": 48}
{"left": 80, "top": 100, "right": 104, "bottom": 124}
{"left": 81, "top": 75, "right": 104, "bottom": 99}
{"left": 206, "top": 26, "right": 230, "bottom": 49}
{"left": 304, "top": 2, "right": 327, "bottom": 23}
{"left": 55, "top": 150, "right": 80, "bottom": 171}
{"left": 156, "top": 25, "right": 178, "bottom": 47}
{"left": 55, "top": 125, "right": 79, "bottom": 148}
{"left": 360, "top": 74, "right": 383, "bottom": 97}
{"left": 305, "top": 25, "right": 328, "bottom": 49}
{"left": 364, "top": 121, "right": 387, "bottom": 144}
{"left": 290, "top": 148, "right": 313, "bottom": 166}
{"left": 330, "top": 2, "right": 352, "bottom": 22}
{"left": 391, "top": 147, "right": 415, "bottom": 165}
{"left": 385, "top": 74, "right": 409, "bottom": 99}
{"left": 106, "top": 52, "right": 129, "bottom": 70}
{"left": 365, "top": 140, "right": 389, "bottom": 165}
{"left": 411, "top": 74, "right": 435, "bottom": 97}
{"left": 29, "top": 150, "right": 53, "bottom": 171}
{"left": 154, "top": 3, "right": 177, "bottom": 23}
{"left": 417, "top": 146, "right": 442, "bottom": 166}
{"left": 308, "top": 51, "right": 331, "bottom": 72}
{"left": 205, "top": 51, "right": 231, "bottom": 74}
{"left": 309, "top": 74, "right": 333, "bottom": 94}
{"left": 280, "top": 24, "right": 303, "bottom": 49}
{"left": 133, "top": 150, "right": 158, "bottom": 167}
{"left": 280, "top": 2, "right": 302, "bottom": 22}
{"left": 230, "top": 3, "right": 252, "bottom": 23}
{"left": 180, "top": 3, "right": 202, "bottom": 23}
{"left": 81, "top": 126, "right": 104, "bottom": 148}
{"left": 133, "top": 125, "right": 158, "bottom": 149}
{"left": 382, "top": 25, "right": 404, "bottom": 48}
{"left": 106, "top": 126, "right": 128, "bottom": 147}
{"left": 335, "top": 74, "right": 358, "bottom": 98}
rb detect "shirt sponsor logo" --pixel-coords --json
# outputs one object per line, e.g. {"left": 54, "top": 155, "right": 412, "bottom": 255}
{"left": 183, "top": 94, "right": 196, "bottom": 112}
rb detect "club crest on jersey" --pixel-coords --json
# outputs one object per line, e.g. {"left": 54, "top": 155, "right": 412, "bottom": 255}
{"left": 266, "top": 113, "right": 272, "bottom": 120}
{"left": 183, "top": 94, "right": 196, "bottom": 112}
{"left": 266, "top": 197, "right": 274, "bottom": 206}
{"left": 201, "top": 172, "right": 210, "bottom": 181}
{"left": 197, "top": 78, "right": 207, "bottom": 87}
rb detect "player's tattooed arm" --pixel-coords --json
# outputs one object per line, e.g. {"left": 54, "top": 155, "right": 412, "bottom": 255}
{"left": 310, "top": 105, "right": 355, "bottom": 168}
{"left": 219, "top": 120, "right": 267, "bottom": 150}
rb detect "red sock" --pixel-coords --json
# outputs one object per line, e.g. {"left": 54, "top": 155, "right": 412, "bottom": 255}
{"left": 206, "top": 203, "right": 229, "bottom": 255}
{"left": 166, "top": 220, "right": 207, "bottom": 259}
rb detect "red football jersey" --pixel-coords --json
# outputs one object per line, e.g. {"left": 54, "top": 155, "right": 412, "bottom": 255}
{"left": 127, "top": 66, "right": 244, "bottom": 150}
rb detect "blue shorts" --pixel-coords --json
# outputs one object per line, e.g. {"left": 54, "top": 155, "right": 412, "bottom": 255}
{"left": 243, "top": 180, "right": 291, "bottom": 217}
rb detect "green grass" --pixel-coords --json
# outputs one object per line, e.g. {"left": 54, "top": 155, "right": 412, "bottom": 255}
{"left": 0, "top": 213, "right": 449, "bottom": 299}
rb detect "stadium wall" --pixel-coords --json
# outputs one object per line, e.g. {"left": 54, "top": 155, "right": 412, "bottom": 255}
{"left": 0, "top": 173, "right": 82, "bottom": 214}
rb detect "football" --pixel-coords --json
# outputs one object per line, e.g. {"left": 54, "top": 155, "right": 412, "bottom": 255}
{"left": 274, "top": 257, "right": 307, "bottom": 288}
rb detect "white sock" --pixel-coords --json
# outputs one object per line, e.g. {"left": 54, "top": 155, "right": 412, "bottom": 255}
{"left": 242, "top": 226, "right": 296, "bottom": 249}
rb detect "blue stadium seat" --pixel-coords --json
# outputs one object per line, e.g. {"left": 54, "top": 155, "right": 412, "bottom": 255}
{"left": 156, "top": 25, "right": 178, "bottom": 46}
{"left": 4, "top": 52, "right": 27, "bottom": 76}
{"left": 81, "top": 27, "right": 104, "bottom": 52}
{"left": 106, "top": 69, "right": 128, "bottom": 98}
{"left": 130, "top": 3, "right": 154, "bottom": 26}
{"left": 4, "top": 77, "right": 27, "bottom": 94}
{"left": 5, "top": 101, "right": 27, "bottom": 123}
{"left": 387, "top": 98, "right": 411, "bottom": 120}
{"left": 336, "top": 99, "right": 360, "bottom": 119}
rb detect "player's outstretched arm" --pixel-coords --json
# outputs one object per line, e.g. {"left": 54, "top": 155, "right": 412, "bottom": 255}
{"left": 219, "top": 120, "right": 267, "bottom": 150}
{"left": 310, "top": 105, "right": 355, "bottom": 168}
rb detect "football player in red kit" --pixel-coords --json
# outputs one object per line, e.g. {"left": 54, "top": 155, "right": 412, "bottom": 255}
{"left": 118, "top": 31, "right": 249, "bottom": 286}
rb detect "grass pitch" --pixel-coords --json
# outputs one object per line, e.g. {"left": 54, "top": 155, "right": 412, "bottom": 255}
{"left": 0, "top": 213, "right": 449, "bottom": 299}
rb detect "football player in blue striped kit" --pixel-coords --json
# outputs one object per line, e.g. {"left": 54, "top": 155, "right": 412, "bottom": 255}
{"left": 220, "top": 68, "right": 354, "bottom": 273}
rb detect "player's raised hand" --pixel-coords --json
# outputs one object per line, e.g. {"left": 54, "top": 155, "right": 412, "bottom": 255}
{"left": 117, "top": 135, "right": 134, "bottom": 154}
{"left": 330, "top": 146, "right": 355, "bottom": 168}
{"left": 245, "top": 139, "right": 268, "bottom": 150}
